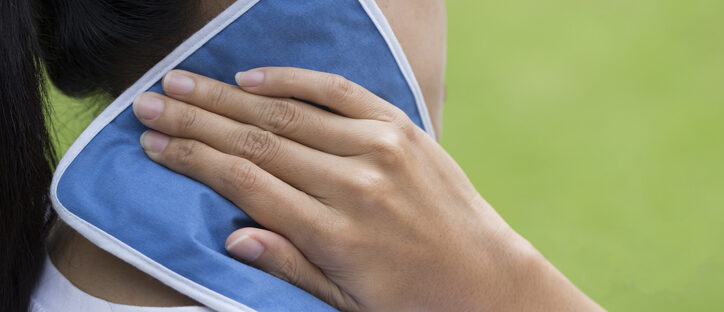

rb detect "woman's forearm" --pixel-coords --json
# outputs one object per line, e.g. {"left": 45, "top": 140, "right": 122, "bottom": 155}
{"left": 492, "top": 233, "right": 604, "bottom": 311}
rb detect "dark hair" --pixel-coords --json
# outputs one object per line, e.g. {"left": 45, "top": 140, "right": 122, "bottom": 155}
{"left": 1, "top": 1, "right": 200, "bottom": 310}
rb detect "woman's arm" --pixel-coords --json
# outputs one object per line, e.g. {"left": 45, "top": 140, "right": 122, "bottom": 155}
{"left": 132, "top": 68, "right": 603, "bottom": 311}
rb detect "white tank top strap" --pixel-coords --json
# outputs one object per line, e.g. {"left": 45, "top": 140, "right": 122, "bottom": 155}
{"left": 31, "top": 254, "right": 214, "bottom": 312}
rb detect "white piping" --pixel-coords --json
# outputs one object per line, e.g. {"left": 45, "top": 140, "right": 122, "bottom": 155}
{"left": 359, "top": 0, "right": 437, "bottom": 139}
{"left": 51, "top": 1, "right": 261, "bottom": 311}
{"left": 50, "top": 0, "right": 433, "bottom": 311}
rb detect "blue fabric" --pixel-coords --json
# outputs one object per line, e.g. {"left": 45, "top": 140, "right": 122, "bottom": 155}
{"left": 57, "top": 0, "right": 427, "bottom": 310}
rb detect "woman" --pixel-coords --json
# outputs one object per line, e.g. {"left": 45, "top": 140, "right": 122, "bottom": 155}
{"left": 1, "top": 0, "right": 602, "bottom": 311}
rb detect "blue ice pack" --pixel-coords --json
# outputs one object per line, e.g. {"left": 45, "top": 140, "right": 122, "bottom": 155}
{"left": 51, "top": 0, "right": 434, "bottom": 311}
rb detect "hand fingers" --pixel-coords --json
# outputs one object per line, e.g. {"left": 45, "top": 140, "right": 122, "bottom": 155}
{"left": 236, "top": 67, "right": 406, "bottom": 122}
{"left": 161, "top": 70, "right": 370, "bottom": 155}
{"left": 225, "top": 228, "right": 360, "bottom": 312}
{"left": 139, "top": 131, "right": 328, "bottom": 243}
{"left": 133, "top": 92, "right": 346, "bottom": 197}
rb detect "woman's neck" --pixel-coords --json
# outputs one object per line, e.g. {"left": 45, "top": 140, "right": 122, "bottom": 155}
{"left": 48, "top": 223, "right": 201, "bottom": 307}
{"left": 43, "top": 2, "right": 239, "bottom": 307}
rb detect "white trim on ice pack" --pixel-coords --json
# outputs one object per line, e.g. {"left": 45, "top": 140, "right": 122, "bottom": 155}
{"left": 51, "top": 2, "right": 262, "bottom": 311}
{"left": 50, "top": 0, "right": 434, "bottom": 311}
{"left": 359, "top": 0, "right": 436, "bottom": 138}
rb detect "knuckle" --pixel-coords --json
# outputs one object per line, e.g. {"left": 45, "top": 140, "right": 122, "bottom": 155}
{"left": 206, "top": 83, "right": 230, "bottom": 110}
{"left": 325, "top": 74, "right": 356, "bottom": 103}
{"left": 238, "top": 129, "right": 280, "bottom": 165}
{"left": 260, "top": 99, "right": 299, "bottom": 133}
{"left": 376, "top": 105, "right": 410, "bottom": 124}
{"left": 287, "top": 68, "right": 302, "bottom": 85}
{"left": 383, "top": 106, "right": 410, "bottom": 123}
{"left": 178, "top": 107, "right": 202, "bottom": 132}
{"left": 369, "top": 127, "right": 408, "bottom": 165}
{"left": 345, "top": 168, "right": 388, "bottom": 197}
{"left": 393, "top": 114, "right": 418, "bottom": 140}
{"left": 227, "top": 128, "right": 249, "bottom": 153}
{"left": 176, "top": 107, "right": 202, "bottom": 132}
{"left": 360, "top": 191, "right": 393, "bottom": 212}
{"left": 274, "top": 257, "right": 301, "bottom": 286}
{"left": 222, "top": 159, "right": 259, "bottom": 191}
{"left": 171, "top": 139, "right": 201, "bottom": 168}
{"left": 344, "top": 168, "right": 397, "bottom": 211}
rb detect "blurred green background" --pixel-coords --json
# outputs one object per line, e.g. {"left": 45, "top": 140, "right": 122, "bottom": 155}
{"left": 50, "top": 0, "right": 723, "bottom": 310}
{"left": 443, "top": 0, "right": 723, "bottom": 310}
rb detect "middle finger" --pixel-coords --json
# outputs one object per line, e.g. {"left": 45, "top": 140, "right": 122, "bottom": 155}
{"left": 133, "top": 92, "right": 345, "bottom": 198}
{"left": 161, "top": 70, "right": 370, "bottom": 155}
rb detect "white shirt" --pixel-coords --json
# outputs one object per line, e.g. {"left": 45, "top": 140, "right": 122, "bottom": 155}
{"left": 31, "top": 255, "right": 214, "bottom": 312}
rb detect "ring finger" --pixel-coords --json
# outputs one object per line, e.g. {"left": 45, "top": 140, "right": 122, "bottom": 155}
{"left": 139, "top": 133, "right": 330, "bottom": 248}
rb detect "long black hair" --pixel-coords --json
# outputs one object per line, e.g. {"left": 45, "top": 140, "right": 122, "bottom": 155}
{"left": 1, "top": 1, "right": 200, "bottom": 310}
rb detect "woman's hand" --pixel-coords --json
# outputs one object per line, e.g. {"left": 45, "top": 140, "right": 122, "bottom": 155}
{"left": 132, "top": 68, "right": 602, "bottom": 311}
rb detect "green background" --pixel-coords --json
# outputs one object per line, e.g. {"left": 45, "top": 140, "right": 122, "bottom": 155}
{"left": 51, "top": 1, "right": 723, "bottom": 310}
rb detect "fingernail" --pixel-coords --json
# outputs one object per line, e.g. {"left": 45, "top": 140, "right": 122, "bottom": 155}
{"left": 140, "top": 131, "right": 169, "bottom": 154}
{"left": 164, "top": 71, "right": 195, "bottom": 96}
{"left": 226, "top": 235, "right": 264, "bottom": 262}
{"left": 235, "top": 71, "right": 264, "bottom": 87}
{"left": 133, "top": 93, "right": 165, "bottom": 121}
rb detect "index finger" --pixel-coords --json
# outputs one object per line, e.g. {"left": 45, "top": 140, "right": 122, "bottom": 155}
{"left": 236, "top": 67, "right": 403, "bottom": 122}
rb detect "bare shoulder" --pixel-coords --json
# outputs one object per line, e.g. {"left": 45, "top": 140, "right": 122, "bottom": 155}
{"left": 48, "top": 223, "right": 200, "bottom": 307}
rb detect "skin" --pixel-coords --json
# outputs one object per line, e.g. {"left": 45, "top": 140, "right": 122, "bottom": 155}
{"left": 50, "top": 0, "right": 447, "bottom": 307}
{"left": 117, "top": 2, "right": 599, "bottom": 310}
{"left": 130, "top": 66, "right": 604, "bottom": 311}
{"left": 50, "top": 0, "right": 604, "bottom": 310}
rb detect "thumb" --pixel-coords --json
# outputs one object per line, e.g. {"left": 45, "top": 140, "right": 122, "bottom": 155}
{"left": 225, "top": 228, "right": 360, "bottom": 311}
